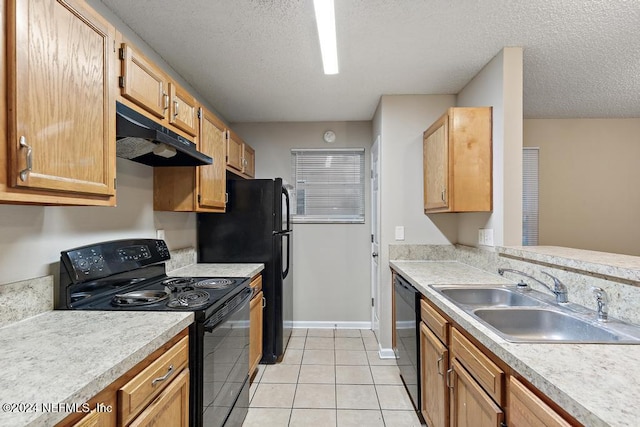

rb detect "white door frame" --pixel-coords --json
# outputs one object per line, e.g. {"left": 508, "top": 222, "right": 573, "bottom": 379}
{"left": 370, "top": 136, "right": 381, "bottom": 335}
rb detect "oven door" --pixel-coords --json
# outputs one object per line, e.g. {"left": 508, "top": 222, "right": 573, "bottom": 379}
{"left": 202, "top": 287, "right": 252, "bottom": 427}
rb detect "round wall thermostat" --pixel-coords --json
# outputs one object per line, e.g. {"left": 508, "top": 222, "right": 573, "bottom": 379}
{"left": 323, "top": 130, "right": 336, "bottom": 143}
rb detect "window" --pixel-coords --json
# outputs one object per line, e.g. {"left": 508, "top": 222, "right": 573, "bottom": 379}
{"left": 523, "top": 147, "right": 539, "bottom": 245}
{"left": 291, "top": 148, "right": 365, "bottom": 223}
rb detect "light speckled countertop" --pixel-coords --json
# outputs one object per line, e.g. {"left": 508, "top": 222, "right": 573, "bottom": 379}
{"left": 0, "top": 310, "right": 193, "bottom": 427}
{"left": 169, "top": 263, "right": 264, "bottom": 278}
{"left": 390, "top": 260, "right": 640, "bottom": 427}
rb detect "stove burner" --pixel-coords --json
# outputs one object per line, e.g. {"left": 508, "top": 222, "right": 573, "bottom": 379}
{"left": 166, "top": 290, "right": 210, "bottom": 308}
{"left": 112, "top": 290, "right": 169, "bottom": 307}
{"left": 162, "top": 277, "right": 196, "bottom": 288}
{"left": 194, "top": 278, "right": 234, "bottom": 289}
{"left": 70, "top": 292, "right": 92, "bottom": 303}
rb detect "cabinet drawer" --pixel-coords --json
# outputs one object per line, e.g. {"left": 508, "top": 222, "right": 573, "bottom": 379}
{"left": 508, "top": 376, "right": 572, "bottom": 427}
{"left": 451, "top": 327, "right": 504, "bottom": 404}
{"left": 420, "top": 298, "right": 448, "bottom": 343}
{"left": 119, "top": 336, "right": 189, "bottom": 424}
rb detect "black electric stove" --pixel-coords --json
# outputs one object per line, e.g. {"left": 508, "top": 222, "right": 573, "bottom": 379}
{"left": 57, "top": 239, "right": 251, "bottom": 427}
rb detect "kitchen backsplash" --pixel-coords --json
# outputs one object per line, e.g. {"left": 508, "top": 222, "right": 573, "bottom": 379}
{"left": 0, "top": 276, "right": 53, "bottom": 328}
{"left": 390, "top": 243, "right": 640, "bottom": 325}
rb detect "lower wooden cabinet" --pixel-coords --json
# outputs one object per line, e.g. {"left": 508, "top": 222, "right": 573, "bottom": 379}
{"left": 56, "top": 329, "right": 189, "bottom": 427}
{"left": 119, "top": 336, "right": 189, "bottom": 425}
{"left": 413, "top": 291, "right": 578, "bottom": 427}
{"left": 128, "top": 368, "right": 189, "bottom": 427}
{"left": 450, "top": 359, "right": 505, "bottom": 427}
{"left": 420, "top": 322, "right": 449, "bottom": 427}
{"left": 249, "top": 274, "right": 264, "bottom": 378}
{"left": 508, "top": 376, "right": 572, "bottom": 427}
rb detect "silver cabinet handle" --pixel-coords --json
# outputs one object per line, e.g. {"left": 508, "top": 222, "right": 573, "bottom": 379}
{"left": 173, "top": 100, "right": 179, "bottom": 118}
{"left": 441, "top": 189, "right": 446, "bottom": 202}
{"left": 19, "top": 136, "right": 32, "bottom": 182}
{"left": 446, "top": 367, "right": 454, "bottom": 389}
{"left": 151, "top": 364, "right": 174, "bottom": 386}
{"left": 262, "top": 296, "right": 266, "bottom": 308}
{"left": 162, "top": 92, "right": 169, "bottom": 111}
{"left": 437, "top": 355, "right": 444, "bottom": 376}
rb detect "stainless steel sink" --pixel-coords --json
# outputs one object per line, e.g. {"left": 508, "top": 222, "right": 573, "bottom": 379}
{"left": 438, "top": 287, "right": 541, "bottom": 307}
{"left": 429, "top": 285, "right": 640, "bottom": 344}
{"left": 473, "top": 308, "right": 630, "bottom": 343}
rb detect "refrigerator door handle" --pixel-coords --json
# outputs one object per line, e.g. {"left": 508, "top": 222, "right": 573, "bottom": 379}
{"left": 282, "top": 187, "right": 291, "bottom": 231}
{"left": 283, "top": 233, "right": 290, "bottom": 279}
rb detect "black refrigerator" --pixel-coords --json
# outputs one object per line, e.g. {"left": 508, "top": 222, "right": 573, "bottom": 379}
{"left": 197, "top": 178, "right": 293, "bottom": 363}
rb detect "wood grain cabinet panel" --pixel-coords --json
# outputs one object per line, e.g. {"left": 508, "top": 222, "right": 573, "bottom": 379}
{"left": 226, "top": 129, "right": 255, "bottom": 178}
{"left": 249, "top": 275, "right": 264, "bottom": 378}
{"left": 3, "top": 0, "right": 116, "bottom": 204}
{"left": 128, "top": 369, "right": 189, "bottom": 427}
{"left": 153, "top": 107, "right": 226, "bottom": 212}
{"left": 450, "top": 359, "right": 505, "bottom": 427}
{"left": 226, "top": 131, "right": 244, "bottom": 173}
{"left": 169, "top": 82, "right": 198, "bottom": 137}
{"left": 508, "top": 376, "right": 572, "bottom": 427}
{"left": 423, "top": 107, "right": 492, "bottom": 213}
{"left": 119, "top": 43, "right": 167, "bottom": 119}
{"left": 420, "top": 322, "right": 449, "bottom": 427}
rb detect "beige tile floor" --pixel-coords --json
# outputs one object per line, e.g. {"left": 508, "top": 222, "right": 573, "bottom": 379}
{"left": 244, "top": 328, "right": 424, "bottom": 427}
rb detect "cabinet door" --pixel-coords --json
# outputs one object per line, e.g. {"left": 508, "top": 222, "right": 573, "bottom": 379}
{"left": 423, "top": 114, "right": 449, "bottom": 211}
{"left": 8, "top": 0, "right": 115, "bottom": 197}
{"left": 120, "top": 43, "right": 167, "bottom": 119}
{"left": 243, "top": 143, "right": 255, "bottom": 177}
{"left": 249, "top": 290, "right": 264, "bottom": 376}
{"left": 169, "top": 82, "right": 198, "bottom": 137}
{"left": 226, "top": 132, "right": 244, "bottom": 172}
{"left": 450, "top": 359, "right": 504, "bottom": 427}
{"left": 508, "top": 376, "right": 571, "bottom": 427}
{"left": 420, "top": 322, "right": 448, "bottom": 427}
{"left": 71, "top": 409, "right": 113, "bottom": 427}
{"left": 129, "top": 368, "right": 189, "bottom": 427}
{"left": 198, "top": 108, "right": 227, "bottom": 210}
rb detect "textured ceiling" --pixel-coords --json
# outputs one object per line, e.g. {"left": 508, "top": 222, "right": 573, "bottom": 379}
{"left": 99, "top": 0, "right": 640, "bottom": 122}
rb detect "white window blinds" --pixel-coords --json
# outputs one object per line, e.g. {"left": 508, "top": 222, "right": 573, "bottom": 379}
{"left": 523, "top": 147, "right": 539, "bottom": 245}
{"left": 291, "top": 148, "right": 365, "bottom": 223}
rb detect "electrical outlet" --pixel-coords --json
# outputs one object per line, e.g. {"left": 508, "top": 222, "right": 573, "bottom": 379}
{"left": 478, "top": 229, "right": 485, "bottom": 245}
{"left": 156, "top": 229, "right": 165, "bottom": 240}
{"left": 485, "top": 229, "right": 494, "bottom": 246}
{"left": 395, "top": 226, "right": 405, "bottom": 241}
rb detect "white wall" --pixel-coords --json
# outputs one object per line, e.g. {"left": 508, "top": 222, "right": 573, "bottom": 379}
{"left": 456, "top": 47, "right": 523, "bottom": 247}
{"left": 0, "top": 1, "right": 208, "bottom": 286}
{"left": 231, "top": 122, "right": 373, "bottom": 324}
{"left": 375, "top": 94, "right": 457, "bottom": 349}
{"left": 524, "top": 118, "right": 640, "bottom": 256}
{"left": 375, "top": 48, "right": 523, "bottom": 350}
{"left": 0, "top": 159, "right": 195, "bottom": 285}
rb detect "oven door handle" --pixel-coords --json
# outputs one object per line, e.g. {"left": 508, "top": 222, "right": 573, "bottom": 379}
{"left": 203, "top": 287, "right": 252, "bottom": 332}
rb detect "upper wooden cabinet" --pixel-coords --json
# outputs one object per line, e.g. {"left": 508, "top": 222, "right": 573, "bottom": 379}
{"left": 1, "top": 0, "right": 116, "bottom": 206}
{"left": 423, "top": 107, "right": 492, "bottom": 213}
{"left": 153, "top": 107, "right": 227, "bottom": 212}
{"left": 227, "top": 129, "right": 255, "bottom": 178}
{"left": 118, "top": 42, "right": 198, "bottom": 138}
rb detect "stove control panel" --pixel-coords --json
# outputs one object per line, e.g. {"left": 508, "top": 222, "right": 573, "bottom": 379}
{"left": 61, "top": 239, "right": 170, "bottom": 283}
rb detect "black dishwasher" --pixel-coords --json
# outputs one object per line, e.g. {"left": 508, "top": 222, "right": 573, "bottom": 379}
{"left": 394, "top": 274, "right": 420, "bottom": 412}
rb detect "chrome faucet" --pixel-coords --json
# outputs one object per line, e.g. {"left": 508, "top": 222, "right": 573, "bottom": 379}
{"left": 592, "top": 287, "right": 609, "bottom": 322}
{"left": 498, "top": 268, "right": 569, "bottom": 303}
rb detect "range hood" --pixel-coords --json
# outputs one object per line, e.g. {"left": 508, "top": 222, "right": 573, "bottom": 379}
{"left": 115, "top": 101, "right": 212, "bottom": 167}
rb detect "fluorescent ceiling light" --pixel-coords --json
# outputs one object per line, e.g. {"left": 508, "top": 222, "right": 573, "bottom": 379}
{"left": 313, "top": 0, "right": 339, "bottom": 74}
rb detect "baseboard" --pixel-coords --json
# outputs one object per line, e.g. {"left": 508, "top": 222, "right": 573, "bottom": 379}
{"left": 378, "top": 347, "right": 396, "bottom": 359}
{"left": 292, "top": 320, "right": 372, "bottom": 329}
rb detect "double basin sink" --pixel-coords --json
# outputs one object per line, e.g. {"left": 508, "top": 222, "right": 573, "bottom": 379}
{"left": 430, "top": 285, "right": 640, "bottom": 344}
